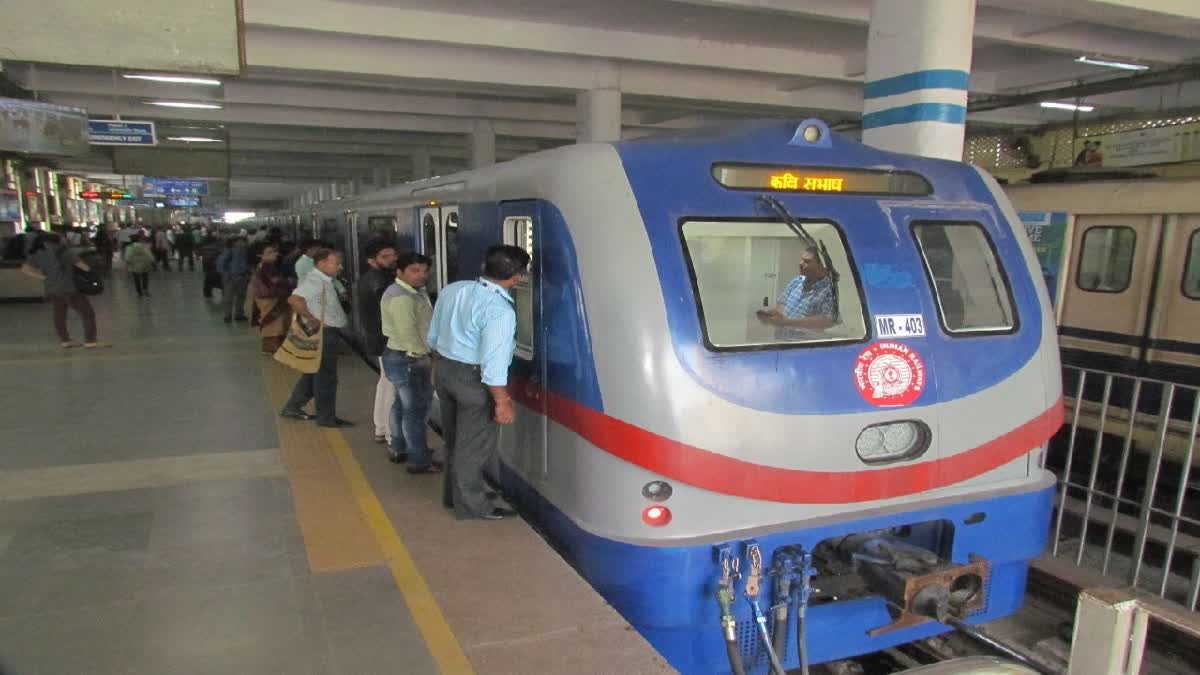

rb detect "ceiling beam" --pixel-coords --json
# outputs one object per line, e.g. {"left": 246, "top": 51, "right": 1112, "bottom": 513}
{"left": 38, "top": 93, "right": 583, "bottom": 139}
{"left": 241, "top": 0, "right": 855, "bottom": 81}
{"left": 667, "top": 0, "right": 1200, "bottom": 62}
{"left": 243, "top": 27, "right": 865, "bottom": 114}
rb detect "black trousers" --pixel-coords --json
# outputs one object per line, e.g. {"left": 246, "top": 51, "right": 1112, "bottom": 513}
{"left": 132, "top": 272, "right": 150, "bottom": 296}
{"left": 283, "top": 327, "right": 341, "bottom": 424}
{"left": 434, "top": 357, "right": 499, "bottom": 519}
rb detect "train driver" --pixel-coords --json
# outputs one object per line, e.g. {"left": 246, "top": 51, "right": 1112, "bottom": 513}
{"left": 754, "top": 247, "right": 836, "bottom": 338}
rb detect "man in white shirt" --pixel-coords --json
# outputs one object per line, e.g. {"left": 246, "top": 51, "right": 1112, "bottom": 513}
{"left": 280, "top": 248, "right": 353, "bottom": 428}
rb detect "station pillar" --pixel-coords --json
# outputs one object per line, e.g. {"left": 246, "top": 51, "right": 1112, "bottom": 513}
{"left": 576, "top": 89, "right": 621, "bottom": 143}
{"left": 861, "top": 0, "right": 975, "bottom": 161}
{"left": 470, "top": 120, "right": 496, "bottom": 169}
{"left": 411, "top": 148, "right": 432, "bottom": 180}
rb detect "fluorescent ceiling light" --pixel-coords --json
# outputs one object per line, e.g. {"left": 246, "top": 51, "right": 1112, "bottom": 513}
{"left": 123, "top": 74, "right": 222, "bottom": 86}
{"left": 167, "top": 136, "right": 223, "bottom": 143}
{"left": 145, "top": 101, "right": 223, "bottom": 109}
{"left": 1041, "top": 101, "right": 1095, "bottom": 112}
{"left": 1075, "top": 56, "right": 1148, "bottom": 71}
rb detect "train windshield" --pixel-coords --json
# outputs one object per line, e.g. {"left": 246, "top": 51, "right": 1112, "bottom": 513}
{"left": 681, "top": 219, "right": 867, "bottom": 349}
{"left": 913, "top": 222, "right": 1016, "bottom": 334}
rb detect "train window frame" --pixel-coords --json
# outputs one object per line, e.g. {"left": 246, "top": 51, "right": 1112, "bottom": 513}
{"left": 367, "top": 215, "right": 397, "bottom": 236}
{"left": 1182, "top": 229, "right": 1200, "bottom": 301}
{"left": 911, "top": 221, "right": 1019, "bottom": 337}
{"left": 1075, "top": 226, "right": 1137, "bottom": 294}
{"left": 503, "top": 216, "right": 535, "bottom": 361}
{"left": 678, "top": 216, "right": 871, "bottom": 353}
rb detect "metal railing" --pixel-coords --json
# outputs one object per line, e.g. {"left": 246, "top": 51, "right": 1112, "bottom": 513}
{"left": 1048, "top": 366, "right": 1200, "bottom": 611}
{"left": 1067, "top": 587, "right": 1200, "bottom": 675}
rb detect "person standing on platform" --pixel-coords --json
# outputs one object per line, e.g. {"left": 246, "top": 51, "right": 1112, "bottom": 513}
{"left": 293, "top": 239, "right": 321, "bottom": 282}
{"left": 280, "top": 248, "right": 352, "bottom": 428}
{"left": 92, "top": 226, "right": 114, "bottom": 274}
{"left": 20, "top": 232, "right": 109, "bottom": 349}
{"left": 249, "top": 244, "right": 294, "bottom": 354}
{"left": 216, "top": 238, "right": 252, "bottom": 323}
{"left": 381, "top": 252, "right": 439, "bottom": 472}
{"left": 175, "top": 226, "right": 197, "bottom": 271}
{"left": 124, "top": 234, "right": 156, "bottom": 298}
{"left": 427, "top": 245, "right": 530, "bottom": 520}
{"left": 199, "top": 234, "right": 224, "bottom": 298}
{"left": 355, "top": 241, "right": 400, "bottom": 447}
{"left": 152, "top": 227, "right": 172, "bottom": 271}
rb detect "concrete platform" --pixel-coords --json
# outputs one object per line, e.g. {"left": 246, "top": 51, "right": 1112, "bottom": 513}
{"left": 0, "top": 269, "right": 672, "bottom": 675}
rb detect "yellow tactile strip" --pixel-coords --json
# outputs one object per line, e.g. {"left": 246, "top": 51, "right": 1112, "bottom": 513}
{"left": 262, "top": 359, "right": 383, "bottom": 573}
{"left": 262, "top": 359, "right": 474, "bottom": 674}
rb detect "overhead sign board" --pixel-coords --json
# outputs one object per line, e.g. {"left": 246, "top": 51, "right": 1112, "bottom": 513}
{"left": 0, "top": 97, "right": 89, "bottom": 157}
{"left": 1073, "top": 126, "right": 1186, "bottom": 168}
{"left": 88, "top": 120, "right": 157, "bottom": 146}
{"left": 142, "top": 178, "right": 208, "bottom": 196}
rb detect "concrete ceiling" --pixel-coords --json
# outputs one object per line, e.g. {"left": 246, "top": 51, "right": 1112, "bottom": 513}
{"left": 4, "top": 0, "right": 1199, "bottom": 207}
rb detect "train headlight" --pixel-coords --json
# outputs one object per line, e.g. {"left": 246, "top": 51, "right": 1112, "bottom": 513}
{"left": 855, "top": 421, "right": 931, "bottom": 464}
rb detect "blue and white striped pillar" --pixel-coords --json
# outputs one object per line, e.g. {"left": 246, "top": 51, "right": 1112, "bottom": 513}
{"left": 861, "top": 0, "right": 976, "bottom": 161}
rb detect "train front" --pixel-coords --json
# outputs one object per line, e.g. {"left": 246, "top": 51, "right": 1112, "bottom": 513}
{"left": 562, "top": 120, "right": 1064, "bottom": 673}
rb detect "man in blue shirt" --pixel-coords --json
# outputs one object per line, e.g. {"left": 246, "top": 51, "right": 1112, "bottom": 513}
{"left": 427, "top": 245, "right": 530, "bottom": 520}
{"left": 755, "top": 247, "right": 836, "bottom": 339}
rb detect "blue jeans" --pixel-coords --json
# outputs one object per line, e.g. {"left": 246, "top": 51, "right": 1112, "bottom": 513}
{"left": 381, "top": 350, "right": 434, "bottom": 467}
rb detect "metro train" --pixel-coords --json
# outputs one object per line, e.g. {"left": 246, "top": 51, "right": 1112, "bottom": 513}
{"left": 1007, "top": 178, "right": 1200, "bottom": 464}
{"left": 251, "top": 119, "right": 1063, "bottom": 673}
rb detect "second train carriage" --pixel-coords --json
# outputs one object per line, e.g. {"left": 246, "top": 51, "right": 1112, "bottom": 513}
{"left": 1007, "top": 178, "right": 1200, "bottom": 465}
{"left": 255, "top": 119, "right": 1063, "bottom": 673}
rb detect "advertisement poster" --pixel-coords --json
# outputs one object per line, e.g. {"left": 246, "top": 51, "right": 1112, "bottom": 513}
{"left": 1019, "top": 211, "right": 1068, "bottom": 305}
{"left": 1072, "top": 125, "right": 1185, "bottom": 167}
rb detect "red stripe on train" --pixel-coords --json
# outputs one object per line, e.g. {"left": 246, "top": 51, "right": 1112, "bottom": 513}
{"left": 511, "top": 378, "right": 1063, "bottom": 504}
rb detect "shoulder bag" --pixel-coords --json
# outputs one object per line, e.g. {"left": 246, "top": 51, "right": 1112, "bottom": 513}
{"left": 273, "top": 285, "right": 326, "bottom": 374}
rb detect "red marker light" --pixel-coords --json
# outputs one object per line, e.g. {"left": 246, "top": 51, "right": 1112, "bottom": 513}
{"left": 641, "top": 505, "right": 672, "bottom": 527}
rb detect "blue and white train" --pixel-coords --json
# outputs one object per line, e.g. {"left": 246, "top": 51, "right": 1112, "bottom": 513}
{"left": 253, "top": 119, "right": 1063, "bottom": 673}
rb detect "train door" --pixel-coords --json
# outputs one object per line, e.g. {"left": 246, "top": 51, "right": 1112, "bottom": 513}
{"left": 1146, "top": 215, "right": 1200, "bottom": 382}
{"left": 499, "top": 202, "right": 547, "bottom": 483}
{"left": 1059, "top": 214, "right": 1163, "bottom": 369}
{"left": 417, "top": 204, "right": 460, "bottom": 299}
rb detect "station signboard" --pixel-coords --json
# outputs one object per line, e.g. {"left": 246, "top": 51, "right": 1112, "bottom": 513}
{"left": 87, "top": 120, "right": 158, "bottom": 146}
{"left": 142, "top": 178, "right": 209, "bottom": 196}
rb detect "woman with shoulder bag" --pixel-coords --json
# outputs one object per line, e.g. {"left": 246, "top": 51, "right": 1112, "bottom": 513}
{"left": 20, "top": 233, "right": 111, "bottom": 349}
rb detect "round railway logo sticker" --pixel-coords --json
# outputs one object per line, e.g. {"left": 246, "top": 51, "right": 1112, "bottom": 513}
{"left": 853, "top": 341, "right": 926, "bottom": 407}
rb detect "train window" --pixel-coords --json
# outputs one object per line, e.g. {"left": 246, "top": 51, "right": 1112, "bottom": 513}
{"left": 444, "top": 211, "right": 461, "bottom": 284}
{"left": 504, "top": 216, "right": 535, "bottom": 359}
{"left": 681, "top": 219, "right": 867, "bottom": 349}
{"left": 1076, "top": 226, "right": 1136, "bottom": 294}
{"left": 1184, "top": 230, "right": 1200, "bottom": 300}
{"left": 367, "top": 216, "right": 396, "bottom": 236}
{"left": 913, "top": 223, "right": 1015, "bottom": 334}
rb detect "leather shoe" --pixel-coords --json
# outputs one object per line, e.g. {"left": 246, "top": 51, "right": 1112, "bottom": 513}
{"left": 316, "top": 417, "right": 354, "bottom": 428}
{"left": 280, "top": 409, "right": 315, "bottom": 421}
{"left": 479, "top": 508, "right": 517, "bottom": 520}
{"left": 388, "top": 450, "right": 408, "bottom": 464}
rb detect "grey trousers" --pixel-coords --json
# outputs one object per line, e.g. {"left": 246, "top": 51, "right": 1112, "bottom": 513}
{"left": 434, "top": 357, "right": 498, "bottom": 519}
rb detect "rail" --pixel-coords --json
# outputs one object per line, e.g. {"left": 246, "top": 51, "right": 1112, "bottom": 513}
{"left": 1048, "top": 366, "right": 1200, "bottom": 611}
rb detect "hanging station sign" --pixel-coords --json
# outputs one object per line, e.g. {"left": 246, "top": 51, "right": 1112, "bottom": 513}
{"left": 142, "top": 178, "right": 208, "bottom": 196}
{"left": 0, "top": 97, "right": 89, "bottom": 156}
{"left": 88, "top": 120, "right": 158, "bottom": 146}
